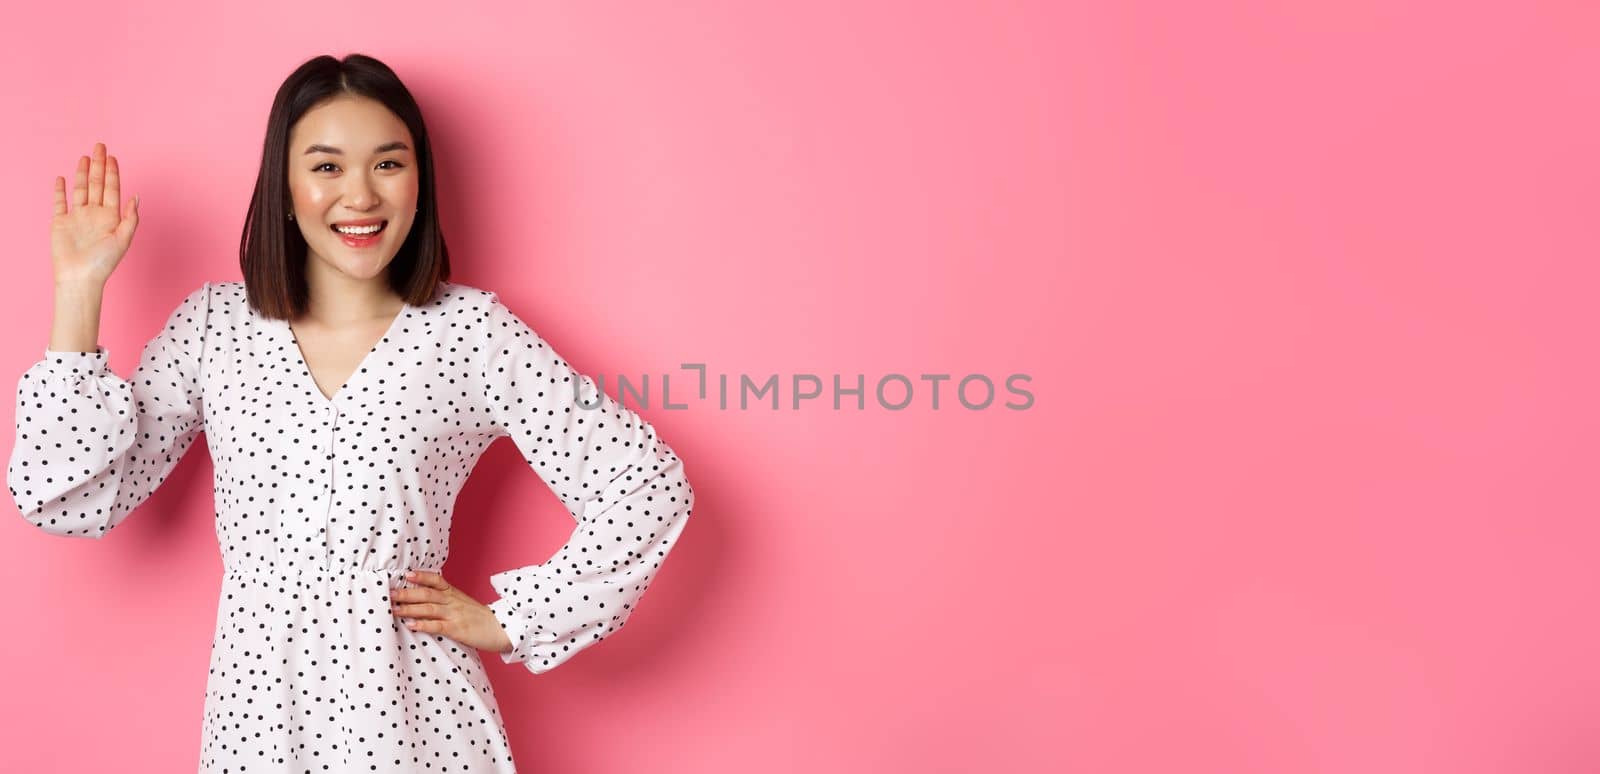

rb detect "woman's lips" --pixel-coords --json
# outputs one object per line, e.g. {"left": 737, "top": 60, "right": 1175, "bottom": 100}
{"left": 332, "top": 221, "right": 387, "bottom": 248}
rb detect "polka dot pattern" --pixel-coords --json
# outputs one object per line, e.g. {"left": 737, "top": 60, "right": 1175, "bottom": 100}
{"left": 7, "top": 280, "right": 695, "bottom": 772}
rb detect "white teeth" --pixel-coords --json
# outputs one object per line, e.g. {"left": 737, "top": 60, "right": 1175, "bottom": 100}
{"left": 334, "top": 222, "right": 384, "bottom": 235}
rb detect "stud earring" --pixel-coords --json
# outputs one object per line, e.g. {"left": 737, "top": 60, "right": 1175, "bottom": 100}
{"left": 287, "top": 212, "right": 295, "bottom": 221}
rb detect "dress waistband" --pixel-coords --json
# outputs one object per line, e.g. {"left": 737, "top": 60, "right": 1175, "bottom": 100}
{"left": 222, "top": 564, "right": 442, "bottom": 583}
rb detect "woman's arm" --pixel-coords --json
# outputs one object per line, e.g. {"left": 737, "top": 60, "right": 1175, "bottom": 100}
{"left": 8, "top": 283, "right": 210, "bottom": 538}
{"left": 476, "top": 292, "right": 695, "bottom": 675}
{"left": 4, "top": 143, "right": 205, "bottom": 539}
{"left": 49, "top": 141, "right": 141, "bottom": 354}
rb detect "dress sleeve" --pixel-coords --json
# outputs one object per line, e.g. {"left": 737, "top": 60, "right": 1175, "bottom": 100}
{"left": 477, "top": 292, "right": 694, "bottom": 675}
{"left": 6, "top": 282, "right": 210, "bottom": 538}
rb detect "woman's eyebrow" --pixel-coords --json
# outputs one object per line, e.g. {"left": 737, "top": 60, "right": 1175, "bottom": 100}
{"left": 302, "top": 141, "right": 411, "bottom": 155}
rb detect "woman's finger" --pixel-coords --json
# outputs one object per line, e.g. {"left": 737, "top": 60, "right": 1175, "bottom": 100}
{"left": 406, "top": 570, "right": 451, "bottom": 591}
{"left": 72, "top": 156, "right": 88, "bottom": 207}
{"left": 53, "top": 176, "right": 67, "bottom": 217}
{"left": 87, "top": 143, "right": 105, "bottom": 205}
{"left": 392, "top": 602, "right": 447, "bottom": 619}
{"left": 114, "top": 194, "right": 139, "bottom": 249}
{"left": 389, "top": 587, "right": 446, "bottom": 605}
{"left": 103, "top": 155, "right": 121, "bottom": 210}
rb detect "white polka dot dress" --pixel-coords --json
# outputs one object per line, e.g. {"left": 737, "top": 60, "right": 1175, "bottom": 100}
{"left": 6, "top": 280, "right": 694, "bottom": 773}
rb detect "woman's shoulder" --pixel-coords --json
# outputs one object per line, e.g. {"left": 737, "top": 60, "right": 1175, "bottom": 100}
{"left": 434, "top": 280, "right": 520, "bottom": 326}
{"left": 434, "top": 279, "right": 499, "bottom": 307}
{"left": 201, "top": 280, "right": 247, "bottom": 324}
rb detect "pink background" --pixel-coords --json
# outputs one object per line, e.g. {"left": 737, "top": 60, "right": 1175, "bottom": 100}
{"left": 1, "top": 1, "right": 1594, "bottom": 772}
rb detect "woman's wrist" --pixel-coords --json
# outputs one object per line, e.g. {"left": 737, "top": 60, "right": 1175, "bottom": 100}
{"left": 49, "top": 281, "right": 105, "bottom": 353}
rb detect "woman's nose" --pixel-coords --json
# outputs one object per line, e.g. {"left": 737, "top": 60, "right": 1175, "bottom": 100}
{"left": 343, "top": 174, "right": 380, "bottom": 209}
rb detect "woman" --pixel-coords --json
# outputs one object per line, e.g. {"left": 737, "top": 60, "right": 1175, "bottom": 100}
{"left": 8, "top": 53, "right": 694, "bottom": 773}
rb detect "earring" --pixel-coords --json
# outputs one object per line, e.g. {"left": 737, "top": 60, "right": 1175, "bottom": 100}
{"left": 287, "top": 212, "right": 295, "bottom": 221}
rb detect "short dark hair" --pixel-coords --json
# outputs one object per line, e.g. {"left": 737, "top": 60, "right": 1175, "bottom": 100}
{"left": 240, "top": 53, "right": 449, "bottom": 320}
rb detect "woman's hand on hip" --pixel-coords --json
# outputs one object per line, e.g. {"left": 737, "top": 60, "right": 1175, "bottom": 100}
{"left": 392, "top": 570, "right": 514, "bottom": 655}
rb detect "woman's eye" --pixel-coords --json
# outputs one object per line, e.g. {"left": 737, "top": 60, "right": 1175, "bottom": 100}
{"left": 312, "top": 160, "right": 403, "bottom": 173}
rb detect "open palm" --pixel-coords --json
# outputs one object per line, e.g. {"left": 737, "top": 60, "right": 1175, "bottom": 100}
{"left": 51, "top": 142, "right": 139, "bottom": 287}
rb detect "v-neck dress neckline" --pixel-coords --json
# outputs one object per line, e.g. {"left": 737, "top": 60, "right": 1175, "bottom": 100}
{"left": 276, "top": 301, "right": 411, "bottom": 406}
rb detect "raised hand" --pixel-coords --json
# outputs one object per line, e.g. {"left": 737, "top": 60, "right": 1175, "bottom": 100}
{"left": 51, "top": 142, "right": 140, "bottom": 289}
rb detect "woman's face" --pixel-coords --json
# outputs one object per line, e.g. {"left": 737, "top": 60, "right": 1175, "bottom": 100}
{"left": 287, "top": 95, "right": 419, "bottom": 284}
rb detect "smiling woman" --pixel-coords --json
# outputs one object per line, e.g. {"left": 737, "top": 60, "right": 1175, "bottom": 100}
{"left": 240, "top": 54, "right": 449, "bottom": 321}
{"left": 10, "top": 53, "right": 695, "bottom": 774}
{"left": 293, "top": 111, "right": 416, "bottom": 261}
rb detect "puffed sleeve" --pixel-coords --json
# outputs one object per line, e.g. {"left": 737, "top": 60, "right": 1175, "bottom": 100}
{"left": 6, "top": 282, "right": 210, "bottom": 538}
{"left": 477, "top": 292, "right": 694, "bottom": 675}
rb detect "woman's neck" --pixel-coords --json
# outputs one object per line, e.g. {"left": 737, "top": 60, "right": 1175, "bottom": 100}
{"left": 300, "top": 256, "right": 404, "bottom": 325}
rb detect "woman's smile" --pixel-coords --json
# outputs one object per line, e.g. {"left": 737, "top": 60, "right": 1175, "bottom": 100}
{"left": 331, "top": 218, "right": 388, "bottom": 248}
